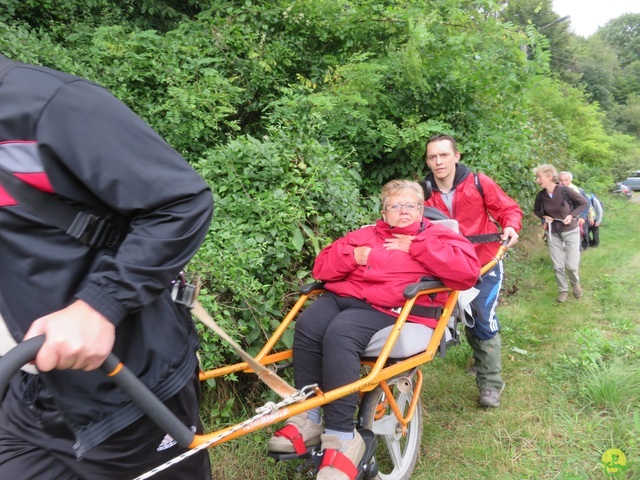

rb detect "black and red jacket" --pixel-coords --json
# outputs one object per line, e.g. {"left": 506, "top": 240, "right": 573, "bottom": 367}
{"left": 0, "top": 56, "right": 213, "bottom": 457}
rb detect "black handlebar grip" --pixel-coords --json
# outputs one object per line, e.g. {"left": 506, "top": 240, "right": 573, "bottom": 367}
{"left": 100, "top": 354, "right": 195, "bottom": 448}
{"left": 403, "top": 280, "right": 445, "bottom": 299}
{"left": 0, "top": 335, "right": 45, "bottom": 400}
{"left": 299, "top": 282, "right": 325, "bottom": 294}
{"left": 0, "top": 335, "right": 195, "bottom": 448}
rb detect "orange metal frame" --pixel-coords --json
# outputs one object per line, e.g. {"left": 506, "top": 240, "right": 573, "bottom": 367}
{"left": 189, "top": 246, "right": 506, "bottom": 450}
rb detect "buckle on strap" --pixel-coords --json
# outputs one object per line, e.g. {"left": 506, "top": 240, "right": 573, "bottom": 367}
{"left": 171, "top": 272, "right": 199, "bottom": 308}
{"left": 67, "top": 212, "right": 122, "bottom": 249}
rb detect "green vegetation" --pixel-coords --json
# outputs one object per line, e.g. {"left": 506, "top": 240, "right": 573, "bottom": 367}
{"left": 3, "top": 0, "right": 638, "bottom": 366}
{"left": 2, "top": 3, "right": 639, "bottom": 476}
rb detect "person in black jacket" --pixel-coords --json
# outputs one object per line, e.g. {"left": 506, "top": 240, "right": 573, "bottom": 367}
{"left": 0, "top": 55, "right": 213, "bottom": 479}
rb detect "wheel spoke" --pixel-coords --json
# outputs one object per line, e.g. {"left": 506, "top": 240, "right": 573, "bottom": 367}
{"left": 371, "top": 413, "right": 400, "bottom": 437}
{"left": 384, "top": 435, "right": 404, "bottom": 469}
{"left": 360, "top": 377, "right": 423, "bottom": 480}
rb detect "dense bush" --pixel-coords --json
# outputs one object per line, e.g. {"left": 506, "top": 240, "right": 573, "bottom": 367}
{"left": 2, "top": 0, "right": 639, "bottom": 369}
{"left": 190, "top": 127, "right": 370, "bottom": 362}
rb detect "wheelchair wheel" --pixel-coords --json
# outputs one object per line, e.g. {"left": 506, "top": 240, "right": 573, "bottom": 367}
{"left": 358, "top": 374, "right": 422, "bottom": 480}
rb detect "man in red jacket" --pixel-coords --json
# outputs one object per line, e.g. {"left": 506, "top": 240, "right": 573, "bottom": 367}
{"left": 423, "top": 135, "right": 522, "bottom": 408}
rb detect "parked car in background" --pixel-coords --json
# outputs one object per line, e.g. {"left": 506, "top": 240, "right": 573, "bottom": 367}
{"left": 623, "top": 170, "right": 640, "bottom": 191}
{"left": 614, "top": 182, "right": 633, "bottom": 198}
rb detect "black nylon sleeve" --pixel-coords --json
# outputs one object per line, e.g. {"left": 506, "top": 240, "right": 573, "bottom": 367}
{"left": 37, "top": 79, "right": 213, "bottom": 325}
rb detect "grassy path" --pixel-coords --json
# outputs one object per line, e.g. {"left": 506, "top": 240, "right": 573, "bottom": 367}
{"left": 418, "top": 195, "right": 640, "bottom": 479}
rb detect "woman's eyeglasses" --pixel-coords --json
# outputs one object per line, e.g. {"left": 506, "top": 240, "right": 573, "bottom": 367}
{"left": 384, "top": 203, "right": 422, "bottom": 212}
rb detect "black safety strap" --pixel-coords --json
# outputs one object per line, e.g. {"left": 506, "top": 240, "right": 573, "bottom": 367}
{"left": 473, "top": 172, "right": 484, "bottom": 200}
{"left": 0, "top": 168, "right": 124, "bottom": 250}
{"left": 409, "top": 305, "right": 443, "bottom": 319}
{"left": 423, "top": 172, "right": 504, "bottom": 243}
{"left": 0, "top": 58, "right": 123, "bottom": 250}
{"left": 387, "top": 304, "right": 443, "bottom": 319}
{"left": 465, "top": 233, "right": 503, "bottom": 244}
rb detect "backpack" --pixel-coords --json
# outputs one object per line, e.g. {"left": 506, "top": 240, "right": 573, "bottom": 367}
{"left": 561, "top": 186, "right": 575, "bottom": 210}
{"left": 589, "top": 193, "right": 603, "bottom": 211}
{"left": 587, "top": 193, "right": 604, "bottom": 222}
{"left": 421, "top": 171, "right": 501, "bottom": 244}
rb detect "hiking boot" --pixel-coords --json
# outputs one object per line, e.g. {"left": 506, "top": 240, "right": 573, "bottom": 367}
{"left": 556, "top": 291, "right": 568, "bottom": 303}
{"left": 479, "top": 389, "right": 501, "bottom": 408}
{"left": 267, "top": 413, "right": 322, "bottom": 454}
{"left": 317, "top": 431, "right": 366, "bottom": 480}
{"left": 572, "top": 284, "right": 583, "bottom": 299}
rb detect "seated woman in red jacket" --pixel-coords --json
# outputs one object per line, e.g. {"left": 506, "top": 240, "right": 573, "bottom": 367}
{"left": 268, "top": 179, "right": 481, "bottom": 480}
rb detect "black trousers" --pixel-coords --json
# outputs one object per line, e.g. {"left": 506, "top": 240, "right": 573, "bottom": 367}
{"left": 292, "top": 293, "right": 396, "bottom": 432}
{"left": 580, "top": 221, "right": 590, "bottom": 250}
{"left": 588, "top": 225, "right": 600, "bottom": 247}
{"left": 0, "top": 371, "right": 210, "bottom": 480}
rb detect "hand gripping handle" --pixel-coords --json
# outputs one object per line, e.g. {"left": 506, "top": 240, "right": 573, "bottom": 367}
{"left": 0, "top": 335, "right": 195, "bottom": 448}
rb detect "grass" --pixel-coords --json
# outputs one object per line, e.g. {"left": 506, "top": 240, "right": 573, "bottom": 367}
{"left": 201, "top": 193, "right": 640, "bottom": 479}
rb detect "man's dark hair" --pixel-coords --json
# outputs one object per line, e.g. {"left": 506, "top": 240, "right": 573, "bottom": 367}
{"left": 425, "top": 134, "right": 458, "bottom": 158}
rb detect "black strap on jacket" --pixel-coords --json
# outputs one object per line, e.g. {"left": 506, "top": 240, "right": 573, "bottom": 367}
{"left": 0, "top": 168, "right": 124, "bottom": 250}
{"left": 464, "top": 233, "right": 502, "bottom": 244}
{"left": 422, "top": 172, "right": 504, "bottom": 244}
{"left": 0, "top": 57, "right": 123, "bottom": 250}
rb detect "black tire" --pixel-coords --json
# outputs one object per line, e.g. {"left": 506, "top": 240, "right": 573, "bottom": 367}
{"left": 358, "top": 374, "right": 423, "bottom": 480}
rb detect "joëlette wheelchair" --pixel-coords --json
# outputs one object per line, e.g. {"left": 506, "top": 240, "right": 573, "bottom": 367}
{"left": 0, "top": 235, "right": 508, "bottom": 480}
